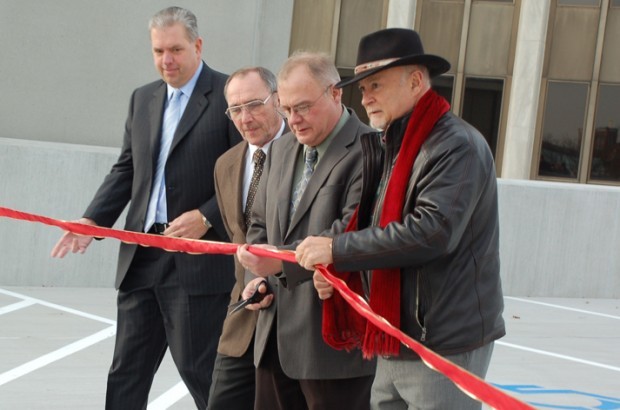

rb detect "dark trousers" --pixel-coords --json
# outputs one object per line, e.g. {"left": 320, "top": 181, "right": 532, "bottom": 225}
{"left": 208, "top": 338, "right": 256, "bottom": 410}
{"left": 255, "top": 325, "right": 373, "bottom": 410}
{"left": 105, "top": 246, "right": 229, "bottom": 410}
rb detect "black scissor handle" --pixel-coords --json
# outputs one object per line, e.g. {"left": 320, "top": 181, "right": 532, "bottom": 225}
{"left": 228, "top": 279, "right": 271, "bottom": 315}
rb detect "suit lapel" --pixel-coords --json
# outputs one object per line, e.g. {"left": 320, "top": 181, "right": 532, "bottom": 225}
{"left": 229, "top": 143, "right": 248, "bottom": 231}
{"left": 170, "top": 63, "right": 212, "bottom": 155}
{"left": 149, "top": 84, "right": 167, "bottom": 170}
{"left": 286, "top": 111, "right": 359, "bottom": 237}
{"left": 278, "top": 136, "right": 302, "bottom": 237}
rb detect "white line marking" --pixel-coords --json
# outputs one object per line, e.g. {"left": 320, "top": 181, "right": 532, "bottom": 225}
{"left": 497, "top": 341, "right": 620, "bottom": 372}
{"left": 147, "top": 381, "right": 190, "bottom": 409}
{"left": 0, "top": 325, "right": 116, "bottom": 386}
{"left": 0, "top": 299, "right": 36, "bottom": 315}
{"left": 505, "top": 296, "right": 620, "bottom": 321}
{"left": 0, "top": 287, "right": 115, "bottom": 325}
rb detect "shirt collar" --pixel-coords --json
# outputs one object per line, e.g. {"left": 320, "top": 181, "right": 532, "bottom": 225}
{"left": 309, "top": 105, "right": 349, "bottom": 162}
{"left": 166, "top": 62, "right": 204, "bottom": 100}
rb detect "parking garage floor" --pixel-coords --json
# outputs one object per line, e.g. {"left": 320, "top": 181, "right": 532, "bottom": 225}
{"left": 1, "top": 286, "right": 618, "bottom": 409}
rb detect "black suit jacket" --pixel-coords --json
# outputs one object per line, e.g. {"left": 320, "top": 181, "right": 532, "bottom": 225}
{"left": 84, "top": 62, "right": 241, "bottom": 294}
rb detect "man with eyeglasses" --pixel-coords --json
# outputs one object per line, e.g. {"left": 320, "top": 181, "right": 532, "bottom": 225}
{"left": 209, "top": 67, "right": 286, "bottom": 410}
{"left": 235, "top": 52, "right": 376, "bottom": 410}
{"left": 296, "top": 28, "right": 504, "bottom": 410}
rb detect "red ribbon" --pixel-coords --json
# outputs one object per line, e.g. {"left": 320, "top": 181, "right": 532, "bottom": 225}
{"left": 0, "top": 205, "right": 533, "bottom": 410}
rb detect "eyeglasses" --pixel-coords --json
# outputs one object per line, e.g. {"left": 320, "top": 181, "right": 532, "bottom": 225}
{"left": 225, "top": 93, "right": 274, "bottom": 120}
{"left": 280, "top": 85, "right": 332, "bottom": 119}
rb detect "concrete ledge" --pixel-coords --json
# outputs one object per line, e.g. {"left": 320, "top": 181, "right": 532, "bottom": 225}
{"left": 498, "top": 179, "right": 620, "bottom": 298}
{"left": 1, "top": 138, "right": 619, "bottom": 297}
{"left": 0, "top": 138, "right": 121, "bottom": 287}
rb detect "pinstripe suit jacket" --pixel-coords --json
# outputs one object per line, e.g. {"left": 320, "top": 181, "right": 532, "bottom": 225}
{"left": 84, "top": 62, "right": 241, "bottom": 293}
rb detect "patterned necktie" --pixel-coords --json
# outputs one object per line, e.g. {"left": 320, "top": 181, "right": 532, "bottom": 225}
{"left": 290, "top": 146, "right": 318, "bottom": 219}
{"left": 144, "top": 90, "right": 183, "bottom": 232}
{"left": 244, "top": 148, "right": 266, "bottom": 229}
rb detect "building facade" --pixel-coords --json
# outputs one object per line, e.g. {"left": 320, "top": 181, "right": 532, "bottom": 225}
{"left": 289, "top": 0, "right": 620, "bottom": 185}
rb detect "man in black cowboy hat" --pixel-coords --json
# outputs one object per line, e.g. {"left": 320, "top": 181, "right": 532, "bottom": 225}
{"left": 296, "top": 28, "right": 505, "bottom": 409}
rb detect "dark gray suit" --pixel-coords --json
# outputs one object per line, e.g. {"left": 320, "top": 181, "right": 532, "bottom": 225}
{"left": 83, "top": 62, "right": 241, "bottom": 409}
{"left": 247, "top": 109, "right": 376, "bottom": 409}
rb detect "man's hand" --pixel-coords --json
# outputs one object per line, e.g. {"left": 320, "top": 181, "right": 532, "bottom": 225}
{"left": 313, "top": 270, "right": 334, "bottom": 300}
{"left": 50, "top": 218, "right": 96, "bottom": 258}
{"left": 165, "top": 209, "right": 208, "bottom": 239}
{"left": 241, "top": 277, "right": 274, "bottom": 310}
{"left": 295, "top": 236, "right": 333, "bottom": 270}
{"left": 236, "top": 244, "right": 282, "bottom": 277}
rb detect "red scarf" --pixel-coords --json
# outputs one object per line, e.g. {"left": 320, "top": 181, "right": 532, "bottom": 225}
{"left": 322, "top": 89, "right": 450, "bottom": 358}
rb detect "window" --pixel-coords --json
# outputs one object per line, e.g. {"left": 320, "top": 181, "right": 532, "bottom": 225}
{"left": 432, "top": 75, "right": 454, "bottom": 106}
{"left": 538, "top": 82, "right": 589, "bottom": 179}
{"left": 589, "top": 84, "right": 620, "bottom": 181}
{"left": 558, "top": 0, "right": 600, "bottom": 5}
{"left": 461, "top": 77, "right": 504, "bottom": 157}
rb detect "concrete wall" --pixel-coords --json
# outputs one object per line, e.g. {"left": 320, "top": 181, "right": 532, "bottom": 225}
{"left": 0, "top": 138, "right": 121, "bottom": 287}
{"left": 498, "top": 179, "right": 620, "bottom": 298}
{"left": 0, "top": 0, "right": 293, "bottom": 147}
{"left": 2, "top": 138, "right": 619, "bottom": 297}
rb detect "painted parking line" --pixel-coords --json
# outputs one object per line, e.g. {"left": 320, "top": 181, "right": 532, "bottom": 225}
{"left": 506, "top": 296, "right": 620, "bottom": 320}
{"left": 0, "top": 325, "right": 116, "bottom": 386}
{"left": 496, "top": 341, "right": 620, "bottom": 373}
{"left": 147, "top": 381, "right": 190, "bottom": 409}
{"left": 0, "top": 299, "right": 36, "bottom": 316}
{"left": 501, "top": 297, "right": 619, "bottom": 372}
{"left": 0, "top": 288, "right": 188, "bottom": 409}
{"left": 0, "top": 287, "right": 117, "bottom": 386}
{"left": 0, "top": 287, "right": 115, "bottom": 325}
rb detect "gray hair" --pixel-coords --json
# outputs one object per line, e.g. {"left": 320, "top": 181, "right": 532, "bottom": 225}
{"left": 149, "top": 7, "right": 199, "bottom": 42}
{"left": 404, "top": 64, "right": 431, "bottom": 86}
{"left": 278, "top": 51, "right": 340, "bottom": 88}
{"left": 224, "top": 67, "right": 278, "bottom": 97}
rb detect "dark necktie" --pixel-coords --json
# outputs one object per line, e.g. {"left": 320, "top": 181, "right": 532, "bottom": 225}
{"left": 290, "top": 146, "right": 318, "bottom": 219}
{"left": 244, "top": 148, "right": 266, "bottom": 228}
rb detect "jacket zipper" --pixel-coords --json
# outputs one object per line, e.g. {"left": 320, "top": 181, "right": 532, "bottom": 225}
{"left": 415, "top": 272, "right": 428, "bottom": 342}
{"left": 371, "top": 135, "right": 396, "bottom": 226}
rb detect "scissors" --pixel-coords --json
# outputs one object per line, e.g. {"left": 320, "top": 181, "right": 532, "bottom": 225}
{"left": 228, "top": 279, "right": 272, "bottom": 315}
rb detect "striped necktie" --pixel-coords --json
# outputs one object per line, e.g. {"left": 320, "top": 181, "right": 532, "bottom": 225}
{"left": 244, "top": 148, "right": 266, "bottom": 229}
{"left": 290, "top": 146, "right": 318, "bottom": 219}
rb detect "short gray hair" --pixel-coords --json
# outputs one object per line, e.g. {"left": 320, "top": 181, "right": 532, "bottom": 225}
{"left": 278, "top": 51, "right": 340, "bottom": 88}
{"left": 149, "top": 7, "right": 199, "bottom": 42}
{"left": 224, "top": 67, "right": 278, "bottom": 97}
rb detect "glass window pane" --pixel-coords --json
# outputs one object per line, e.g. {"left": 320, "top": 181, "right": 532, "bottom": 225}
{"left": 558, "top": 0, "right": 600, "bottom": 5}
{"left": 461, "top": 77, "right": 504, "bottom": 157}
{"left": 589, "top": 84, "right": 620, "bottom": 182}
{"left": 612, "top": 0, "right": 620, "bottom": 7}
{"left": 538, "top": 82, "right": 588, "bottom": 179}
{"left": 432, "top": 75, "right": 454, "bottom": 106}
{"left": 338, "top": 68, "right": 368, "bottom": 125}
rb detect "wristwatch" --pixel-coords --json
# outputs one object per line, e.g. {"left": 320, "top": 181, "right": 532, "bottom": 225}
{"left": 201, "top": 213, "right": 212, "bottom": 230}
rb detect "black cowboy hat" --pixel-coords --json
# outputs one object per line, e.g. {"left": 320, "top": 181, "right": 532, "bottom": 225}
{"left": 336, "top": 28, "right": 451, "bottom": 88}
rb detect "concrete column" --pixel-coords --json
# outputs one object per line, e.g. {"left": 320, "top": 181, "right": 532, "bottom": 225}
{"left": 387, "top": 0, "right": 417, "bottom": 29}
{"left": 501, "top": 0, "right": 551, "bottom": 179}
